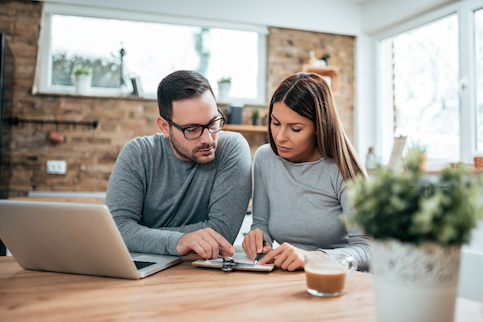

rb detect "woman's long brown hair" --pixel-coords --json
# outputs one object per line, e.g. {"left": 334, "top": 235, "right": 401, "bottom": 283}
{"left": 267, "top": 72, "right": 367, "bottom": 181}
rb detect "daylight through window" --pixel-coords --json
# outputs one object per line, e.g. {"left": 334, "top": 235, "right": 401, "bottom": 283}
{"left": 36, "top": 5, "right": 266, "bottom": 104}
{"left": 385, "top": 15, "right": 459, "bottom": 163}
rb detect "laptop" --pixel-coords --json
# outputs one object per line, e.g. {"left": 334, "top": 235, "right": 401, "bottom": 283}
{"left": 0, "top": 200, "right": 182, "bottom": 279}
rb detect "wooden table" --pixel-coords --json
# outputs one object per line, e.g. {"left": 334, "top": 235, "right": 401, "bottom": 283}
{"left": 0, "top": 256, "right": 481, "bottom": 322}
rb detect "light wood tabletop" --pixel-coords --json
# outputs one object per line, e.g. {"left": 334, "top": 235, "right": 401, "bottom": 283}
{"left": 0, "top": 255, "right": 373, "bottom": 321}
{"left": 1, "top": 255, "right": 482, "bottom": 322}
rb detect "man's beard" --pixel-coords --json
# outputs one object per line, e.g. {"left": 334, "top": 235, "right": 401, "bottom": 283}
{"left": 170, "top": 136, "right": 217, "bottom": 164}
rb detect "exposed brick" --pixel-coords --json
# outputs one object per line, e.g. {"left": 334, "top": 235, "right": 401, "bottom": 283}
{"left": 267, "top": 27, "right": 354, "bottom": 143}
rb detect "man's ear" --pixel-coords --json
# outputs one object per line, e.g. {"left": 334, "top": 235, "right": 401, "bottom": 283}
{"left": 156, "top": 116, "right": 170, "bottom": 137}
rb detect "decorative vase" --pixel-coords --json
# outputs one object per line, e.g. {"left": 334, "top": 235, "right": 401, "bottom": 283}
{"left": 218, "top": 83, "right": 231, "bottom": 102}
{"left": 371, "top": 239, "right": 461, "bottom": 322}
{"left": 74, "top": 74, "right": 92, "bottom": 95}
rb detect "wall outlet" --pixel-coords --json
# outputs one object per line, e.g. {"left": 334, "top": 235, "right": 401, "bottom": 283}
{"left": 46, "top": 160, "right": 67, "bottom": 174}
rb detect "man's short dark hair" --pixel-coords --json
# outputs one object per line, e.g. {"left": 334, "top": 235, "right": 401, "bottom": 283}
{"left": 157, "top": 70, "right": 214, "bottom": 119}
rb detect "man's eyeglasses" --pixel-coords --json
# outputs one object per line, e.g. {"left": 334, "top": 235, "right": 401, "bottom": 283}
{"left": 163, "top": 110, "right": 226, "bottom": 140}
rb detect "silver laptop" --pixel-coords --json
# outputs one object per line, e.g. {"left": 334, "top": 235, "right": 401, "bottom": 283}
{"left": 0, "top": 200, "right": 182, "bottom": 279}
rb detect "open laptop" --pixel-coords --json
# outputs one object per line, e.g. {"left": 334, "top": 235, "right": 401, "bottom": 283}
{"left": 0, "top": 200, "right": 182, "bottom": 279}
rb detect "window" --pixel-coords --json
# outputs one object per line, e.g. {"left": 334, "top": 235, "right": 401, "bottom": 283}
{"left": 381, "top": 15, "right": 458, "bottom": 164}
{"left": 476, "top": 8, "right": 483, "bottom": 151}
{"left": 378, "top": 1, "right": 483, "bottom": 165}
{"left": 34, "top": 3, "right": 267, "bottom": 104}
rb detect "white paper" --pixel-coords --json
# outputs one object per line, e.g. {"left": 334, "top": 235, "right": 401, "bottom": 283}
{"left": 207, "top": 252, "right": 255, "bottom": 265}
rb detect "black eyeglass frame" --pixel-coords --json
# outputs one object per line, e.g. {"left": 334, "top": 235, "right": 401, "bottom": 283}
{"left": 163, "top": 110, "right": 226, "bottom": 140}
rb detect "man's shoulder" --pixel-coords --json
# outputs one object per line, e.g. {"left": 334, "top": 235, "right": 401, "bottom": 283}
{"left": 125, "top": 133, "right": 167, "bottom": 150}
{"left": 212, "top": 131, "right": 251, "bottom": 167}
{"left": 218, "top": 131, "right": 249, "bottom": 152}
{"left": 218, "top": 130, "right": 247, "bottom": 143}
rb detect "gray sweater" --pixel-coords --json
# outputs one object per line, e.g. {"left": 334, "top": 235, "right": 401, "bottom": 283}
{"left": 106, "top": 131, "right": 252, "bottom": 256}
{"left": 251, "top": 144, "right": 370, "bottom": 271}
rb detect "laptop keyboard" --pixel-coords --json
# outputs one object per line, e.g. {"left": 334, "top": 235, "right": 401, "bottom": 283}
{"left": 134, "top": 261, "right": 157, "bottom": 270}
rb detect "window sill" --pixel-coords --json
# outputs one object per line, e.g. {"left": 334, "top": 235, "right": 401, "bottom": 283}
{"left": 32, "top": 92, "right": 157, "bottom": 102}
{"left": 33, "top": 91, "right": 157, "bottom": 102}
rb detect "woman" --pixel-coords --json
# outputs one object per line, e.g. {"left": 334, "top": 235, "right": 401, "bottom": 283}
{"left": 242, "top": 72, "right": 370, "bottom": 272}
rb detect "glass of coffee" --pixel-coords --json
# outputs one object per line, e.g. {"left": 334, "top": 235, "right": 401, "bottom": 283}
{"left": 304, "top": 252, "right": 358, "bottom": 297}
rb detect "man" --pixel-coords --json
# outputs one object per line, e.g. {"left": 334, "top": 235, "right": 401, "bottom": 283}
{"left": 106, "top": 70, "right": 252, "bottom": 259}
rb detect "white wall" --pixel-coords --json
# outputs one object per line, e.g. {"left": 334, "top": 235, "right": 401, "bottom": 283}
{"left": 354, "top": 33, "right": 376, "bottom": 158}
{"left": 361, "top": 0, "right": 460, "bottom": 35}
{"left": 42, "top": 0, "right": 363, "bottom": 36}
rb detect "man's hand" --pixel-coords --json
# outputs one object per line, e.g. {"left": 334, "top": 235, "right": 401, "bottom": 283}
{"left": 176, "top": 227, "right": 236, "bottom": 259}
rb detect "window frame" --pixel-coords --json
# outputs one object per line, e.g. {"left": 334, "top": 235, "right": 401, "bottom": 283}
{"left": 33, "top": 3, "right": 268, "bottom": 105}
{"left": 375, "top": 0, "right": 483, "bottom": 165}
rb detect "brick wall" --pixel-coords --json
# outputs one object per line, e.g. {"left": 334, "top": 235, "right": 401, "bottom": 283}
{"left": 0, "top": 1, "right": 161, "bottom": 197}
{"left": 267, "top": 27, "right": 355, "bottom": 140}
{"left": 0, "top": 1, "right": 354, "bottom": 197}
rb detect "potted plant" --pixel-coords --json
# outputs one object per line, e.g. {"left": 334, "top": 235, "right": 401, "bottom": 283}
{"left": 71, "top": 64, "right": 93, "bottom": 95}
{"left": 346, "top": 149, "right": 483, "bottom": 322}
{"left": 251, "top": 107, "right": 260, "bottom": 125}
{"left": 217, "top": 77, "right": 231, "bottom": 102}
{"left": 407, "top": 140, "right": 428, "bottom": 170}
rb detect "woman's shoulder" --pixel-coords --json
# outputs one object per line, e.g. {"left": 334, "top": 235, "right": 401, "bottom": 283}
{"left": 254, "top": 144, "right": 275, "bottom": 161}
{"left": 318, "top": 158, "right": 342, "bottom": 175}
{"left": 320, "top": 157, "right": 337, "bottom": 167}
{"left": 320, "top": 158, "right": 345, "bottom": 187}
{"left": 255, "top": 143, "right": 272, "bottom": 154}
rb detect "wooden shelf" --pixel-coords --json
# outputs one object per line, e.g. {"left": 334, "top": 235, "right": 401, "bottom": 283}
{"left": 301, "top": 64, "right": 340, "bottom": 94}
{"left": 224, "top": 124, "right": 267, "bottom": 133}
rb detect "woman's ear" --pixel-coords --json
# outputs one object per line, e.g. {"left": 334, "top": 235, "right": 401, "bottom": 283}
{"left": 156, "top": 116, "right": 170, "bottom": 137}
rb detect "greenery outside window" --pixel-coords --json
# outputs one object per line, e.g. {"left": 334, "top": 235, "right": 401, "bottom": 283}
{"left": 34, "top": 3, "right": 267, "bottom": 104}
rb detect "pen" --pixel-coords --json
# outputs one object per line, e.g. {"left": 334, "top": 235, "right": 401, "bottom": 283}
{"left": 254, "top": 240, "right": 267, "bottom": 264}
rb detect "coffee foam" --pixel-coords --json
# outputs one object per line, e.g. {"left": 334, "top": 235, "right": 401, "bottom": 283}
{"left": 305, "top": 266, "right": 347, "bottom": 275}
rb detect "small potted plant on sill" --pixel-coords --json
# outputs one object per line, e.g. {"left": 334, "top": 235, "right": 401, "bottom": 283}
{"left": 71, "top": 64, "right": 93, "bottom": 95}
{"left": 346, "top": 148, "right": 483, "bottom": 322}
{"left": 251, "top": 107, "right": 260, "bottom": 126}
{"left": 217, "top": 77, "right": 231, "bottom": 102}
{"left": 407, "top": 140, "right": 428, "bottom": 170}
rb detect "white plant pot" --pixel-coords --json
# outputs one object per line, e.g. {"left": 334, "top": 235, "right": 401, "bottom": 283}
{"left": 74, "top": 74, "right": 92, "bottom": 95}
{"left": 371, "top": 239, "right": 461, "bottom": 322}
{"left": 218, "top": 83, "right": 231, "bottom": 102}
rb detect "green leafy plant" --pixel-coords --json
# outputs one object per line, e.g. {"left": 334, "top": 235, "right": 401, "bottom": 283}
{"left": 71, "top": 64, "right": 93, "bottom": 78}
{"left": 251, "top": 107, "right": 260, "bottom": 123}
{"left": 346, "top": 149, "right": 483, "bottom": 245}
{"left": 217, "top": 77, "right": 231, "bottom": 84}
{"left": 407, "top": 140, "right": 428, "bottom": 154}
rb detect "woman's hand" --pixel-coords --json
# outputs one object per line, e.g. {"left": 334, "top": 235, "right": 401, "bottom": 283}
{"left": 242, "top": 228, "right": 272, "bottom": 261}
{"left": 257, "top": 242, "right": 308, "bottom": 271}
